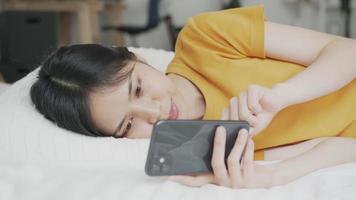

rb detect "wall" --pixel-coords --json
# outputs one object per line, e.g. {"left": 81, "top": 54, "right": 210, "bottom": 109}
{"left": 100, "top": 0, "right": 222, "bottom": 50}
{"left": 100, "top": 0, "right": 356, "bottom": 50}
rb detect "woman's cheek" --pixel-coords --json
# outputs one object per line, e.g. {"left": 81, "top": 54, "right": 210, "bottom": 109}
{"left": 129, "top": 120, "right": 153, "bottom": 139}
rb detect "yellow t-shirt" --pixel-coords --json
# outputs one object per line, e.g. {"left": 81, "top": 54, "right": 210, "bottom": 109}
{"left": 165, "top": 5, "right": 356, "bottom": 160}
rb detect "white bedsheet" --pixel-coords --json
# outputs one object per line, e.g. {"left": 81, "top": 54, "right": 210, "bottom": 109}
{"left": 1, "top": 160, "right": 356, "bottom": 200}
{"left": 0, "top": 82, "right": 10, "bottom": 95}
{"left": 1, "top": 47, "right": 356, "bottom": 199}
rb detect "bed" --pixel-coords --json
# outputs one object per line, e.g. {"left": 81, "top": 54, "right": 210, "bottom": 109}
{"left": 0, "top": 82, "right": 10, "bottom": 95}
{"left": 0, "top": 48, "right": 355, "bottom": 200}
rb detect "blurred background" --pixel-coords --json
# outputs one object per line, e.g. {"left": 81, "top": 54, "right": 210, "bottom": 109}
{"left": 0, "top": 0, "right": 355, "bottom": 83}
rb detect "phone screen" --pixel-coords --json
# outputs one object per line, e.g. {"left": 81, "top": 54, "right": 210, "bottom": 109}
{"left": 145, "top": 120, "right": 249, "bottom": 176}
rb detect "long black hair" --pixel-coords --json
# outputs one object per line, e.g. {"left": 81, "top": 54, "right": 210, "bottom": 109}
{"left": 30, "top": 44, "right": 137, "bottom": 136}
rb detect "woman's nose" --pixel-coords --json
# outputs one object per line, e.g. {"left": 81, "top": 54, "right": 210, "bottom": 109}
{"left": 131, "top": 98, "right": 161, "bottom": 124}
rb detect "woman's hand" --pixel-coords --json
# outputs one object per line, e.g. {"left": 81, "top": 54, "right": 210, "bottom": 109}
{"left": 168, "top": 127, "right": 276, "bottom": 188}
{"left": 225, "top": 84, "right": 287, "bottom": 136}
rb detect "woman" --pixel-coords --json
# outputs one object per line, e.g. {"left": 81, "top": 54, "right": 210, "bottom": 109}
{"left": 31, "top": 5, "right": 356, "bottom": 188}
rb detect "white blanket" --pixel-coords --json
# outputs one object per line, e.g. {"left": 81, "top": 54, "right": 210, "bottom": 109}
{"left": 1, "top": 160, "right": 356, "bottom": 200}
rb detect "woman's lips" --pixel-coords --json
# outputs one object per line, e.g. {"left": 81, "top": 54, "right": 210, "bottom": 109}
{"left": 168, "top": 98, "right": 179, "bottom": 120}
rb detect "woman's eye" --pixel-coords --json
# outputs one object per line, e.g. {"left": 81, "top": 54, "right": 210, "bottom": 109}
{"left": 135, "top": 79, "right": 142, "bottom": 97}
{"left": 123, "top": 117, "right": 133, "bottom": 136}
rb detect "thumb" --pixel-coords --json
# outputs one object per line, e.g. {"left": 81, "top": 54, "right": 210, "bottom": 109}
{"left": 220, "top": 108, "right": 228, "bottom": 120}
{"left": 254, "top": 102, "right": 263, "bottom": 114}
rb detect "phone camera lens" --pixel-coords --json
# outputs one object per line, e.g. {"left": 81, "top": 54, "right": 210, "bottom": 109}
{"left": 159, "top": 157, "right": 165, "bottom": 163}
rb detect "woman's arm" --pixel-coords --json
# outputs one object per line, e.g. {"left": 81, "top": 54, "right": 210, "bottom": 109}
{"left": 235, "top": 23, "right": 356, "bottom": 135}
{"left": 169, "top": 133, "right": 356, "bottom": 188}
{"left": 270, "top": 137, "right": 356, "bottom": 186}
{"left": 265, "top": 22, "right": 356, "bottom": 108}
{"left": 264, "top": 137, "right": 330, "bottom": 160}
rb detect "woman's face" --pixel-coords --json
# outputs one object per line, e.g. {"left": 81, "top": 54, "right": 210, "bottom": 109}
{"left": 89, "top": 59, "right": 189, "bottom": 138}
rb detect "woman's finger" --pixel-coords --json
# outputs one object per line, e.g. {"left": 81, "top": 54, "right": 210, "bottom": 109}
{"left": 229, "top": 97, "right": 239, "bottom": 120}
{"left": 242, "top": 138, "right": 255, "bottom": 186}
{"left": 227, "top": 128, "right": 249, "bottom": 188}
{"left": 168, "top": 174, "right": 214, "bottom": 187}
{"left": 238, "top": 92, "right": 258, "bottom": 126}
{"left": 211, "top": 126, "right": 230, "bottom": 186}
{"left": 220, "top": 108, "right": 228, "bottom": 120}
{"left": 247, "top": 85, "right": 263, "bottom": 114}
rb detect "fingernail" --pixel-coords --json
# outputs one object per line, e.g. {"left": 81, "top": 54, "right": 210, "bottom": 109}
{"left": 230, "top": 97, "right": 238, "bottom": 107}
{"left": 240, "top": 129, "right": 248, "bottom": 138}
{"left": 217, "top": 126, "right": 225, "bottom": 133}
{"left": 217, "top": 126, "right": 226, "bottom": 137}
{"left": 240, "top": 129, "right": 248, "bottom": 134}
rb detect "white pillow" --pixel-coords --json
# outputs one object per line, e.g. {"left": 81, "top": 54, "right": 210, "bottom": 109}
{"left": 0, "top": 82, "right": 10, "bottom": 95}
{"left": 0, "top": 47, "right": 174, "bottom": 170}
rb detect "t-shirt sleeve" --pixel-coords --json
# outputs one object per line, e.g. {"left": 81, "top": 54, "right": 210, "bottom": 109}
{"left": 175, "top": 5, "right": 266, "bottom": 60}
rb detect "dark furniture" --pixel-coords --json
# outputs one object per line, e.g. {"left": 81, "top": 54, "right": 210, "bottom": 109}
{"left": 103, "top": 0, "right": 163, "bottom": 47}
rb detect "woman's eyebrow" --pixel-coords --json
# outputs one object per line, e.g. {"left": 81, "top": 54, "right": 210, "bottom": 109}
{"left": 113, "top": 71, "right": 133, "bottom": 137}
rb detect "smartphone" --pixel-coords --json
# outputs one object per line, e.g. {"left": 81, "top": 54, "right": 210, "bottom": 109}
{"left": 145, "top": 120, "right": 249, "bottom": 176}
